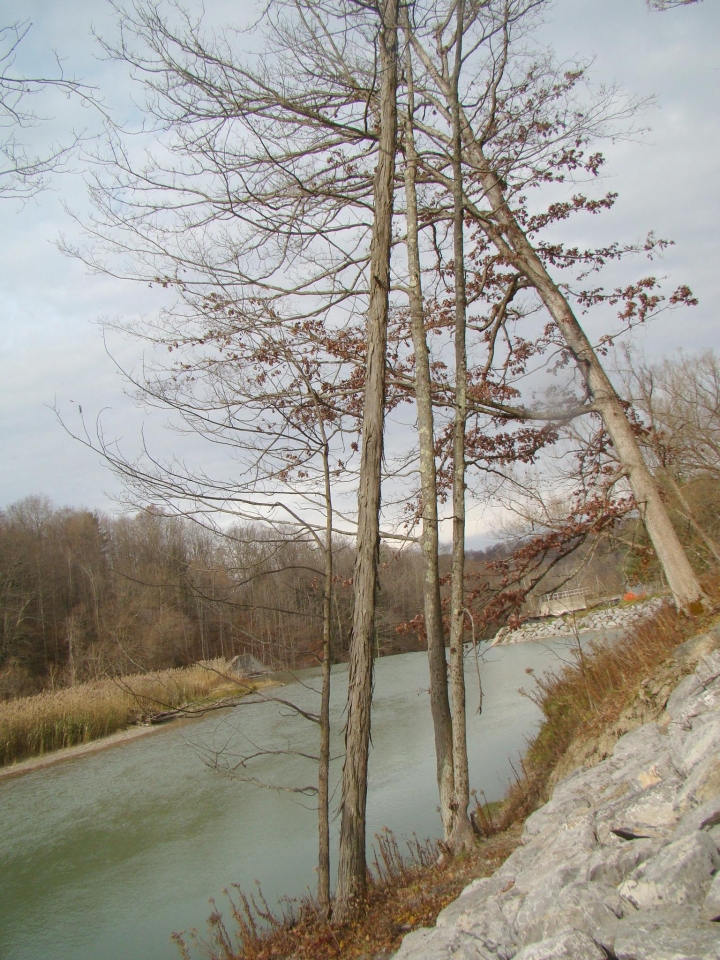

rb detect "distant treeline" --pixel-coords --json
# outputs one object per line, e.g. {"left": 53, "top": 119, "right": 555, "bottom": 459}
{"left": 4, "top": 419, "right": 718, "bottom": 702}
{"left": 0, "top": 496, "right": 429, "bottom": 698}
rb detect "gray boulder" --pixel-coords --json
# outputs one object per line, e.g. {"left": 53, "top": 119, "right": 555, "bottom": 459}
{"left": 435, "top": 887, "right": 519, "bottom": 959}
{"left": 710, "top": 824, "right": 720, "bottom": 852}
{"left": 672, "top": 630, "right": 720, "bottom": 667}
{"left": 392, "top": 634, "right": 720, "bottom": 960}
{"left": 511, "top": 929, "right": 606, "bottom": 960}
{"left": 619, "top": 832, "right": 719, "bottom": 910}
{"left": 596, "top": 775, "right": 684, "bottom": 842}
{"left": 675, "top": 746, "right": 720, "bottom": 808}
{"left": 391, "top": 926, "right": 495, "bottom": 960}
{"left": 522, "top": 816, "right": 598, "bottom": 874}
{"left": 514, "top": 879, "right": 624, "bottom": 950}
{"left": 491, "top": 842, "right": 541, "bottom": 886}
{"left": 610, "top": 723, "right": 668, "bottom": 769}
{"left": 613, "top": 904, "right": 720, "bottom": 960}
{"left": 701, "top": 871, "right": 720, "bottom": 922}
{"left": 673, "top": 796, "right": 720, "bottom": 840}
{"left": 586, "top": 837, "right": 662, "bottom": 886}
{"left": 513, "top": 861, "right": 582, "bottom": 901}
{"left": 455, "top": 898, "right": 518, "bottom": 960}
{"left": 436, "top": 877, "right": 506, "bottom": 928}
{"left": 678, "top": 715, "right": 720, "bottom": 777}
{"left": 552, "top": 744, "right": 678, "bottom": 816}
{"left": 521, "top": 795, "right": 592, "bottom": 841}
{"left": 666, "top": 652, "right": 720, "bottom": 726}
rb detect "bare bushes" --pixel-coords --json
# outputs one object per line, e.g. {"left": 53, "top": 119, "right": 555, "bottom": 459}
{"left": 0, "top": 659, "right": 247, "bottom": 766}
{"left": 172, "top": 827, "right": 519, "bottom": 960}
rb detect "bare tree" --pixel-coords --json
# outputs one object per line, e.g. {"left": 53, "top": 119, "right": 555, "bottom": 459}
{"left": 405, "top": 0, "right": 706, "bottom": 612}
{"left": 445, "top": 0, "right": 476, "bottom": 850}
{"left": 0, "top": 20, "right": 92, "bottom": 199}
{"left": 335, "top": 0, "right": 400, "bottom": 922}
{"left": 399, "top": 7, "right": 456, "bottom": 848}
{"left": 647, "top": 0, "right": 701, "bottom": 10}
{"left": 619, "top": 348, "right": 720, "bottom": 566}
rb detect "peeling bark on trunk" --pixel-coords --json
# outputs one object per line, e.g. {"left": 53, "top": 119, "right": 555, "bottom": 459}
{"left": 401, "top": 24, "right": 456, "bottom": 844}
{"left": 334, "top": 0, "right": 399, "bottom": 923}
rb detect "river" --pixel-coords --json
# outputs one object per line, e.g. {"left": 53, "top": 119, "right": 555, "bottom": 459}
{"left": 0, "top": 639, "right": 583, "bottom": 960}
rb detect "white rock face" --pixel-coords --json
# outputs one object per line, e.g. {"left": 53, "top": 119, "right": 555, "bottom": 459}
{"left": 393, "top": 628, "right": 720, "bottom": 960}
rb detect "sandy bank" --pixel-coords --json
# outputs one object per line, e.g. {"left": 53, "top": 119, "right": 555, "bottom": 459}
{"left": 0, "top": 723, "right": 167, "bottom": 781}
{"left": 0, "top": 672, "right": 283, "bottom": 781}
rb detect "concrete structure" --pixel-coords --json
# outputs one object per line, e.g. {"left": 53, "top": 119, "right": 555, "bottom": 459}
{"left": 538, "top": 589, "right": 588, "bottom": 618}
{"left": 228, "top": 653, "right": 269, "bottom": 677}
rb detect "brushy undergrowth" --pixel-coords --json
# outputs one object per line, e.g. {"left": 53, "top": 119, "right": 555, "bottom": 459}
{"left": 0, "top": 660, "right": 252, "bottom": 767}
{"left": 496, "top": 571, "right": 720, "bottom": 827}
{"left": 173, "top": 826, "right": 522, "bottom": 960}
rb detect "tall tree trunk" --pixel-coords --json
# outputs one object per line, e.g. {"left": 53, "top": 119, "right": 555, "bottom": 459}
{"left": 318, "top": 433, "right": 333, "bottom": 915}
{"left": 401, "top": 22, "right": 456, "bottom": 845}
{"left": 447, "top": 0, "right": 475, "bottom": 851}
{"left": 335, "top": 0, "right": 399, "bottom": 922}
{"left": 463, "top": 138, "right": 706, "bottom": 613}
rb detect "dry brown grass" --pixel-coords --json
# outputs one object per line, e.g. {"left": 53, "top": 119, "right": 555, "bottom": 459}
{"left": 173, "top": 826, "right": 522, "bottom": 960}
{"left": 0, "top": 660, "right": 253, "bottom": 767}
{"left": 496, "top": 571, "right": 720, "bottom": 827}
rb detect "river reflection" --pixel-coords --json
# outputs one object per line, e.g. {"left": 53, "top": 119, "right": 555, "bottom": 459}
{"left": 0, "top": 639, "right": 582, "bottom": 960}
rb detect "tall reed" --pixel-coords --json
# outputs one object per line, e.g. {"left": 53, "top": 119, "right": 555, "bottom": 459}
{"left": 0, "top": 660, "right": 250, "bottom": 767}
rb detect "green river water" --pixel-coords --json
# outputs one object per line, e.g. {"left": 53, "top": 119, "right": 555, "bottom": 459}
{"left": 0, "top": 639, "right": 581, "bottom": 960}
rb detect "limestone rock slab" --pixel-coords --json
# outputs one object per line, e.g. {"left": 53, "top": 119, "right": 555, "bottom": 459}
{"left": 676, "top": 752, "right": 720, "bottom": 807}
{"left": 701, "top": 871, "right": 720, "bottom": 922}
{"left": 673, "top": 797, "right": 720, "bottom": 840}
{"left": 679, "top": 715, "right": 720, "bottom": 776}
{"left": 666, "top": 653, "right": 720, "bottom": 726}
{"left": 619, "top": 832, "right": 719, "bottom": 910}
{"left": 585, "top": 837, "right": 662, "bottom": 886}
{"left": 596, "top": 776, "right": 684, "bottom": 842}
{"left": 391, "top": 926, "right": 495, "bottom": 960}
{"left": 392, "top": 633, "right": 720, "bottom": 960}
{"left": 672, "top": 630, "right": 720, "bottom": 668}
{"left": 436, "top": 878, "right": 506, "bottom": 928}
{"left": 613, "top": 904, "right": 720, "bottom": 960}
{"left": 511, "top": 929, "right": 606, "bottom": 960}
{"left": 514, "top": 879, "right": 623, "bottom": 950}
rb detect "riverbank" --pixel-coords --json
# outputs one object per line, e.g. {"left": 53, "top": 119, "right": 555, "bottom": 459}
{"left": 0, "top": 659, "right": 269, "bottom": 770}
{"left": 395, "top": 625, "right": 720, "bottom": 960}
{"left": 174, "top": 824, "right": 527, "bottom": 960}
{"left": 490, "top": 597, "right": 665, "bottom": 646}
{"left": 178, "top": 589, "right": 720, "bottom": 959}
{"left": 0, "top": 721, "right": 165, "bottom": 780}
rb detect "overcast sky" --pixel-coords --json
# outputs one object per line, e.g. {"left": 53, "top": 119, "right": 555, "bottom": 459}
{"left": 0, "top": 0, "right": 718, "bottom": 543}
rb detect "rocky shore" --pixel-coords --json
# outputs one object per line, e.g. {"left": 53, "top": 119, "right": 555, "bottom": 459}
{"left": 491, "top": 599, "right": 665, "bottom": 646}
{"left": 394, "top": 628, "right": 720, "bottom": 960}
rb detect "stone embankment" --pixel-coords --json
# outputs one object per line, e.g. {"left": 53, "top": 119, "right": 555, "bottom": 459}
{"left": 394, "top": 629, "right": 720, "bottom": 960}
{"left": 492, "top": 599, "right": 665, "bottom": 646}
